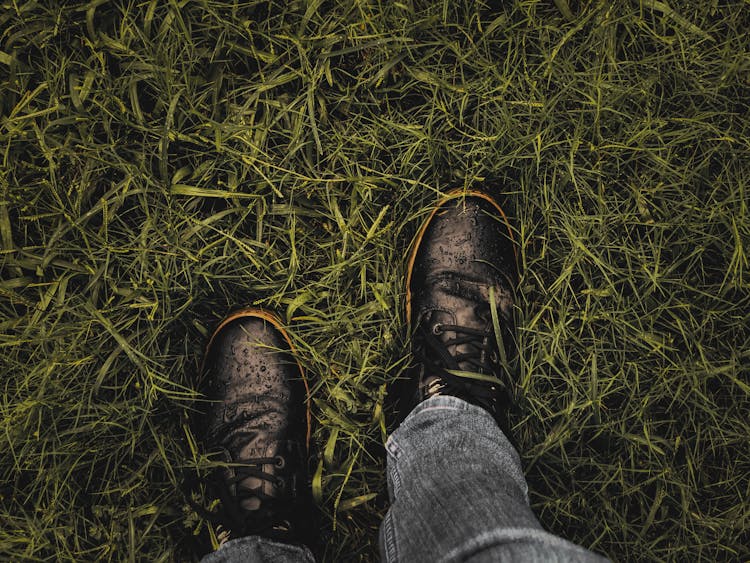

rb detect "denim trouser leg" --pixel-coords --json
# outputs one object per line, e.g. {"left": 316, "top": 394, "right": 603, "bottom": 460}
{"left": 378, "top": 395, "right": 609, "bottom": 563}
{"left": 199, "top": 536, "right": 315, "bottom": 563}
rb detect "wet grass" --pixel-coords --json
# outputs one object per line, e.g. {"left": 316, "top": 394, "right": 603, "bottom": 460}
{"left": 1, "top": 1, "right": 749, "bottom": 561}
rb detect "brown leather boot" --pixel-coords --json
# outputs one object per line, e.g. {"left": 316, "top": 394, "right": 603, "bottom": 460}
{"left": 195, "top": 308, "right": 315, "bottom": 548}
{"left": 402, "top": 189, "right": 519, "bottom": 427}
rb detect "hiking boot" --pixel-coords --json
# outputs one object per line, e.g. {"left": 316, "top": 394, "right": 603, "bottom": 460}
{"left": 195, "top": 308, "right": 314, "bottom": 548}
{"left": 402, "top": 189, "right": 519, "bottom": 426}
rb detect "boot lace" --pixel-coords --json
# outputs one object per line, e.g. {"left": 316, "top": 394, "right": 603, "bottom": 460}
{"left": 416, "top": 321, "right": 513, "bottom": 414}
{"left": 187, "top": 455, "right": 297, "bottom": 544}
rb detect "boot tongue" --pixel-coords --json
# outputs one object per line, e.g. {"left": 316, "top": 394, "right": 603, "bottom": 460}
{"left": 215, "top": 390, "right": 294, "bottom": 510}
{"left": 421, "top": 277, "right": 502, "bottom": 372}
{"left": 221, "top": 427, "right": 284, "bottom": 511}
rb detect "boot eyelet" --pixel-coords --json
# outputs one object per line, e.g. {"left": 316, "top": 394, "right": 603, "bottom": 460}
{"left": 276, "top": 478, "right": 286, "bottom": 491}
{"left": 275, "top": 456, "right": 286, "bottom": 469}
{"left": 490, "top": 351, "right": 499, "bottom": 363}
{"left": 432, "top": 323, "right": 443, "bottom": 335}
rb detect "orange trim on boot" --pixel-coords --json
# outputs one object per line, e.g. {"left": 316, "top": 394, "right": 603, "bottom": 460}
{"left": 201, "top": 307, "right": 312, "bottom": 452}
{"left": 405, "top": 189, "right": 518, "bottom": 327}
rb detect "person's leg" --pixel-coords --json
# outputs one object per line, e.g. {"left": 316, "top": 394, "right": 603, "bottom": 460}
{"left": 191, "top": 309, "right": 318, "bottom": 563}
{"left": 380, "top": 191, "right": 608, "bottom": 562}
{"left": 379, "top": 395, "right": 607, "bottom": 562}
{"left": 200, "top": 536, "right": 314, "bottom": 563}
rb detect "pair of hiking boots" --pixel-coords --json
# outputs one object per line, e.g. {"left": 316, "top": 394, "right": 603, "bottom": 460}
{"left": 190, "top": 190, "right": 518, "bottom": 550}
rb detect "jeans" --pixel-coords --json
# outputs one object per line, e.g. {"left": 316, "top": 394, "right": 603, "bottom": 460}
{"left": 201, "top": 396, "right": 608, "bottom": 562}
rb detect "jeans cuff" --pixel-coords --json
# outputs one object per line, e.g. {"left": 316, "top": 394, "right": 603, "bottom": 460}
{"left": 404, "top": 394, "right": 494, "bottom": 424}
{"left": 201, "top": 535, "right": 315, "bottom": 563}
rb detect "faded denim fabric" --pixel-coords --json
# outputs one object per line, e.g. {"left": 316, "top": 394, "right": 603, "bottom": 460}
{"left": 379, "top": 395, "right": 609, "bottom": 563}
{"left": 199, "top": 536, "right": 314, "bottom": 563}
{"left": 202, "top": 396, "right": 609, "bottom": 563}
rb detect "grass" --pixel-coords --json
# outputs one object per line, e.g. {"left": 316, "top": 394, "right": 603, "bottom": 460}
{"left": 1, "top": 0, "right": 749, "bottom": 560}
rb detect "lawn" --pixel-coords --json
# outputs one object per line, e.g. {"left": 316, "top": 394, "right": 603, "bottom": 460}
{"left": 1, "top": 0, "right": 749, "bottom": 561}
